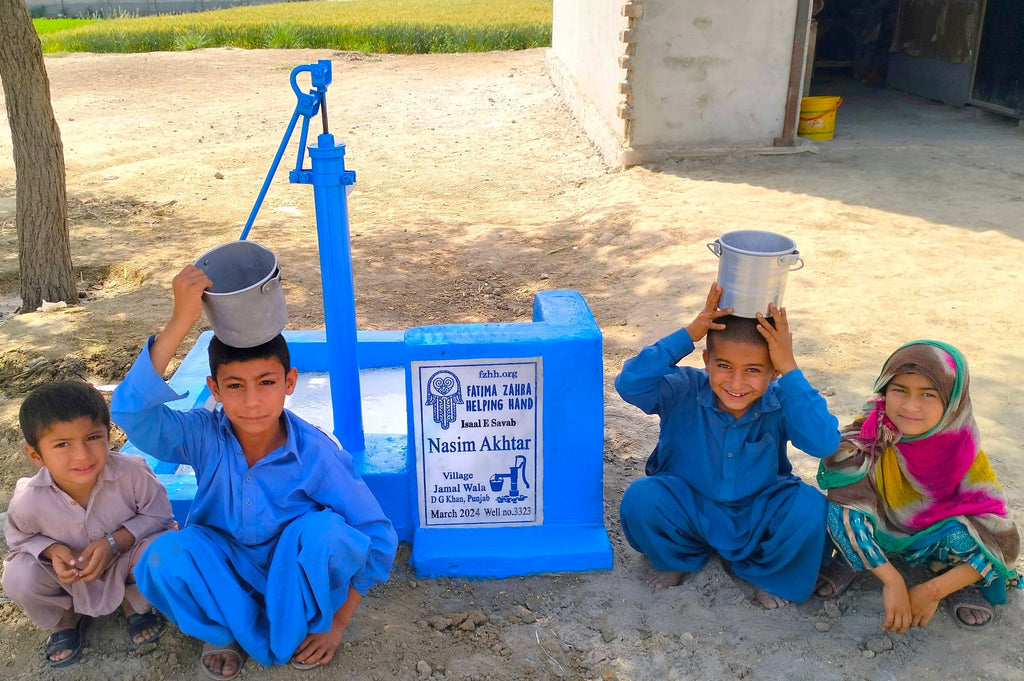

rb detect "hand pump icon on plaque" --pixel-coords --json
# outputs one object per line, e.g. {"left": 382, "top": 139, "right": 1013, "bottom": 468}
{"left": 490, "top": 455, "right": 530, "bottom": 503}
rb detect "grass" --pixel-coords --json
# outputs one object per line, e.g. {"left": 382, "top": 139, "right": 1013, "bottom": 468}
{"left": 38, "top": 0, "right": 552, "bottom": 54}
{"left": 33, "top": 18, "right": 98, "bottom": 34}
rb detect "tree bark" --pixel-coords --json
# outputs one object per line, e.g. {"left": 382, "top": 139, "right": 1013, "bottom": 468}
{"left": 0, "top": 0, "right": 76, "bottom": 311}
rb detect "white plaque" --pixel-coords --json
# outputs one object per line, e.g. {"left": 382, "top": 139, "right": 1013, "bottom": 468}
{"left": 412, "top": 357, "right": 543, "bottom": 527}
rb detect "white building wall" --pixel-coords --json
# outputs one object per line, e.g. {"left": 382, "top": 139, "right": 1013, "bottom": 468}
{"left": 549, "top": 0, "right": 803, "bottom": 166}
{"left": 630, "top": 0, "right": 798, "bottom": 152}
{"left": 547, "top": 0, "right": 627, "bottom": 165}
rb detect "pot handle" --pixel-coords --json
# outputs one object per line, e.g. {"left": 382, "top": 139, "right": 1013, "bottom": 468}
{"left": 707, "top": 241, "right": 722, "bottom": 258}
{"left": 778, "top": 252, "right": 804, "bottom": 271}
{"left": 261, "top": 268, "right": 282, "bottom": 294}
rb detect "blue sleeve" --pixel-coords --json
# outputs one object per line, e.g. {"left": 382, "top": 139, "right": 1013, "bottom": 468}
{"left": 775, "top": 369, "right": 840, "bottom": 458}
{"left": 110, "top": 338, "right": 211, "bottom": 467}
{"left": 311, "top": 447, "right": 398, "bottom": 595}
{"left": 615, "top": 327, "right": 700, "bottom": 416}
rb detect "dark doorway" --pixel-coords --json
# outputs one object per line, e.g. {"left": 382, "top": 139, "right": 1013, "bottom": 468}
{"left": 813, "top": 0, "right": 898, "bottom": 87}
{"left": 970, "top": 0, "right": 1024, "bottom": 116}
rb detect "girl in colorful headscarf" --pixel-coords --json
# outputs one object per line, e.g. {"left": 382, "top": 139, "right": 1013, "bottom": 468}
{"left": 815, "top": 341, "right": 1019, "bottom": 632}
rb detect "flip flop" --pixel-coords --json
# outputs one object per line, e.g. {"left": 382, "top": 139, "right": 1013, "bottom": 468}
{"left": 815, "top": 560, "right": 859, "bottom": 598}
{"left": 44, "top": 616, "right": 89, "bottom": 668}
{"left": 290, "top": 658, "right": 320, "bottom": 670}
{"left": 126, "top": 610, "right": 164, "bottom": 648}
{"left": 946, "top": 586, "right": 994, "bottom": 630}
{"left": 198, "top": 640, "right": 248, "bottom": 681}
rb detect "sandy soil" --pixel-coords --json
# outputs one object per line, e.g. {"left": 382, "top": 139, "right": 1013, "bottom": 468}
{"left": 1, "top": 48, "right": 1023, "bottom": 681}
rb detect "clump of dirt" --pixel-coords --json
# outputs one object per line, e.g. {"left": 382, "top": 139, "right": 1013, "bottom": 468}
{"left": 83, "top": 343, "right": 139, "bottom": 380}
{"left": 0, "top": 351, "right": 89, "bottom": 398}
{"left": 0, "top": 270, "right": 17, "bottom": 295}
{"left": 74, "top": 263, "right": 150, "bottom": 300}
{"left": 0, "top": 340, "right": 138, "bottom": 398}
{"left": 0, "top": 196, "right": 166, "bottom": 321}
{"left": 67, "top": 195, "right": 168, "bottom": 227}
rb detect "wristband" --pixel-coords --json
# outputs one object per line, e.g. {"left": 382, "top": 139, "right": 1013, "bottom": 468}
{"left": 105, "top": 532, "right": 120, "bottom": 556}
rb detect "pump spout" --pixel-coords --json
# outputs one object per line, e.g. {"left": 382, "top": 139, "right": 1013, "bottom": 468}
{"left": 515, "top": 455, "right": 530, "bottom": 489}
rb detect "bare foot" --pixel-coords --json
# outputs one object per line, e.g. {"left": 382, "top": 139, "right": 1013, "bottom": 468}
{"left": 753, "top": 586, "right": 789, "bottom": 610}
{"left": 726, "top": 570, "right": 789, "bottom": 609}
{"left": 646, "top": 568, "right": 688, "bottom": 590}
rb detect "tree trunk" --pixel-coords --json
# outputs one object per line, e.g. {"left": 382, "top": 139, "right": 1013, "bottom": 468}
{"left": 0, "top": 0, "right": 76, "bottom": 312}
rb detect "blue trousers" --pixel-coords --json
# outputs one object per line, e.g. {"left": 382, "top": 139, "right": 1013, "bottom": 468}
{"left": 620, "top": 475, "right": 829, "bottom": 601}
{"left": 135, "top": 510, "right": 371, "bottom": 666}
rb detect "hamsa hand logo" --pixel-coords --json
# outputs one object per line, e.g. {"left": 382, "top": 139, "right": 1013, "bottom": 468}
{"left": 425, "top": 370, "right": 463, "bottom": 429}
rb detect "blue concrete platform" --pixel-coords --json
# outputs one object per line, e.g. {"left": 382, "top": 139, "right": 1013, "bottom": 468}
{"left": 121, "top": 328, "right": 414, "bottom": 541}
{"left": 122, "top": 289, "right": 613, "bottom": 578}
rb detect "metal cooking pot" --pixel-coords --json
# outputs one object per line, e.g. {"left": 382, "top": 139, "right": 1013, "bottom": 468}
{"left": 194, "top": 240, "right": 288, "bottom": 348}
{"left": 707, "top": 230, "right": 803, "bottom": 318}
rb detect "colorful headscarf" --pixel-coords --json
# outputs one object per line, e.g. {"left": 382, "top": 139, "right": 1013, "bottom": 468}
{"left": 818, "top": 341, "right": 1019, "bottom": 576}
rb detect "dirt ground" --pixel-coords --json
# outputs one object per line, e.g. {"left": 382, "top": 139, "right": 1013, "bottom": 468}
{"left": 1, "top": 47, "right": 1023, "bottom": 681}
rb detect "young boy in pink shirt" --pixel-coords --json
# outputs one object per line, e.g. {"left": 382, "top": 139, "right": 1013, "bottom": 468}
{"left": 3, "top": 381, "right": 175, "bottom": 667}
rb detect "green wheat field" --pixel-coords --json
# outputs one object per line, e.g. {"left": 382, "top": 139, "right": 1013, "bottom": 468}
{"left": 34, "top": 0, "right": 552, "bottom": 54}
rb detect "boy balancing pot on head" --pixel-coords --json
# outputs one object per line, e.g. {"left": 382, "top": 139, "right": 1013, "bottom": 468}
{"left": 3, "top": 381, "right": 174, "bottom": 667}
{"left": 617, "top": 283, "right": 840, "bottom": 607}
{"left": 816, "top": 341, "right": 1020, "bottom": 633}
{"left": 111, "top": 264, "right": 398, "bottom": 680}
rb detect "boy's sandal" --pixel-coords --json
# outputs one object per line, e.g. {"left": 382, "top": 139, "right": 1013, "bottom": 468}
{"left": 947, "top": 586, "right": 994, "bottom": 630}
{"left": 126, "top": 610, "right": 165, "bottom": 648}
{"left": 199, "top": 640, "right": 248, "bottom": 681}
{"left": 815, "top": 561, "right": 858, "bottom": 598}
{"left": 44, "top": 616, "right": 89, "bottom": 668}
{"left": 290, "top": 658, "right": 320, "bottom": 670}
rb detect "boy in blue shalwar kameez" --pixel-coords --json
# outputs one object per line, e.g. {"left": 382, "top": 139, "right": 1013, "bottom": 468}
{"left": 111, "top": 265, "right": 398, "bottom": 679}
{"left": 617, "top": 283, "right": 839, "bottom": 607}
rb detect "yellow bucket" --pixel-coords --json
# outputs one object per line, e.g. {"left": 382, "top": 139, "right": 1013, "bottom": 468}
{"left": 798, "top": 96, "right": 842, "bottom": 140}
